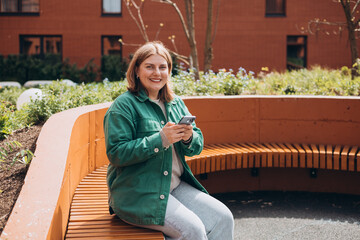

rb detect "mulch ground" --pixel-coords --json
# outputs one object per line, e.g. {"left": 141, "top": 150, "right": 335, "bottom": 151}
{"left": 0, "top": 124, "right": 42, "bottom": 234}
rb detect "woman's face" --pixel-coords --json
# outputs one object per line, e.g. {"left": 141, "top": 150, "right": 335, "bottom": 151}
{"left": 137, "top": 54, "right": 169, "bottom": 100}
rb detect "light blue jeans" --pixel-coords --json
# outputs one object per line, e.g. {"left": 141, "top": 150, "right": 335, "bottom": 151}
{"left": 132, "top": 181, "right": 234, "bottom": 240}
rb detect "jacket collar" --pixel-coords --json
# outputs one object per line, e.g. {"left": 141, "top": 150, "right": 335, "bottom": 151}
{"left": 134, "top": 88, "right": 149, "bottom": 103}
{"left": 134, "top": 88, "right": 178, "bottom": 105}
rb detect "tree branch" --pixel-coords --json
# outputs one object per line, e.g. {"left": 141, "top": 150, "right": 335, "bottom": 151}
{"left": 352, "top": 0, "right": 360, "bottom": 15}
{"left": 152, "top": 0, "right": 191, "bottom": 40}
{"left": 123, "top": 0, "right": 149, "bottom": 42}
{"left": 211, "top": 0, "right": 221, "bottom": 43}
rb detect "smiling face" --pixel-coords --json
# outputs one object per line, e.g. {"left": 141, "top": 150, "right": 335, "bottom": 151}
{"left": 136, "top": 54, "right": 169, "bottom": 100}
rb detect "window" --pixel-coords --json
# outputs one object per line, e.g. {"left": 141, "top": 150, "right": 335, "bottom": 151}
{"left": 101, "top": 36, "right": 126, "bottom": 81}
{"left": 266, "top": 0, "right": 285, "bottom": 16}
{"left": 20, "top": 35, "right": 62, "bottom": 57}
{"left": 102, "top": 0, "right": 121, "bottom": 16}
{"left": 286, "top": 36, "right": 307, "bottom": 70}
{"left": 101, "top": 36, "right": 122, "bottom": 56}
{"left": 0, "top": 0, "right": 39, "bottom": 14}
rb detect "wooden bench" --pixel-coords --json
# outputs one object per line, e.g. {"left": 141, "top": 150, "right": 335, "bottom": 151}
{"left": 65, "top": 165, "right": 165, "bottom": 240}
{"left": 64, "top": 142, "right": 359, "bottom": 239}
{"left": 3, "top": 96, "right": 359, "bottom": 240}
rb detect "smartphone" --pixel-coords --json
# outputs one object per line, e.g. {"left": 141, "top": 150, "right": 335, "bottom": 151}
{"left": 178, "top": 116, "right": 196, "bottom": 125}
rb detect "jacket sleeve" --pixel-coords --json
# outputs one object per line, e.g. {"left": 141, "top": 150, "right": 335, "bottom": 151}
{"left": 177, "top": 98, "right": 204, "bottom": 157}
{"left": 104, "top": 110, "right": 163, "bottom": 168}
{"left": 180, "top": 124, "right": 203, "bottom": 157}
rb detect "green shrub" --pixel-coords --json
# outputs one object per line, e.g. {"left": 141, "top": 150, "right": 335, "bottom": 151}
{"left": 22, "top": 80, "right": 127, "bottom": 125}
{"left": 101, "top": 55, "right": 128, "bottom": 81}
{"left": 0, "top": 86, "right": 25, "bottom": 105}
{"left": 249, "top": 66, "right": 360, "bottom": 96}
{"left": 0, "top": 101, "right": 13, "bottom": 140}
{"left": 1, "top": 66, "right": 359, "bottom": 139}
{"left": 0, "top": 54, "right": 103, "bottom": 84}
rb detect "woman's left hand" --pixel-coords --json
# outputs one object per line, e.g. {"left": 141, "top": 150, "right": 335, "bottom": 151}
{"left": 181, "top": 124, "right": 193, "bottom": 142}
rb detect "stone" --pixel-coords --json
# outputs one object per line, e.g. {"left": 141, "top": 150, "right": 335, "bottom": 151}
{"left": 0, "top": 81, "right": 21, "bottom": 88}
{"left": 61, "top": 79, "right": 77, "bottom": 86}
{"left": 16, "top": 88, "right": 43, "bottom": 110}
{"left": 24, "top": 80, "right": 53, "bottom": 88}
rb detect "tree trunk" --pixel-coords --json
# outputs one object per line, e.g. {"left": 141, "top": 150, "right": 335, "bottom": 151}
{"left": 341, "top": 0, "right": 359, "bottom": 78}
{"left": 184, "top": 0, "right": 200, "bottom": 80}
{"left": 204, "top": 0, "right": 214, "bottom": 73}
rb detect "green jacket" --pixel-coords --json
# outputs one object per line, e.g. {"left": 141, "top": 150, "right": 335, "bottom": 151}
{"left": 103, "top": 89, "right": 207, "bottom": 226}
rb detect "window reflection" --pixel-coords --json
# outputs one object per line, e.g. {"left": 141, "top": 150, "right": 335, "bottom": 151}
{"left": 266, "top": 0, "right": 285, "bottom": 16}
{"left": 102, "top": 36, "right": 122, "bottom": 55}
{"left": 287, "top": 36, "right": 307, "bottom": 70}
{"left": 103, "top": 0, "right": 121, "bottom": 14}
{"left": 0, "top": 0, "right": 39, "bottom": 13}
{"left": 20, "top": 35, "right": 62, "bottom": 57}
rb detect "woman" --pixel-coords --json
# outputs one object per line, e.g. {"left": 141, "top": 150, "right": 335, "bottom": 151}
{"left": 104, "top": 41, "right": 234, "bottom": 240}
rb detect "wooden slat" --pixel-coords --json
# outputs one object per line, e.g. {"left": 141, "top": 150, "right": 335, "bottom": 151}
{"left": 333, "top": 145, "right": 342, "bottom": 170}
{"left": 242, "top": 143, "right": 261, "bottom": 168}
{"left": 270, "top": 143, "right": 286, "bottom": 168}
{"left": 293, "top": 144, "right": 306, "bottom": 168}
{"left": 311, "top": 144, "right": 320, "bottom": 168}
{"left": 284, "top": 143, "right": 299, "bottom": 168}
{"left": 238, "top": 143, "right": 255, "bottom": 168}
{"left": 357, "top": 150, "right": 360, "bottom": 172}
{"left": 319, "top": 145, "right": 326, "bottom": 169}
{"left": 348, "top": 146, "right": 358, "bottom": 172}
{"left": 302, "top": 144, "right": 313, "bottom": 168}
{"left": 252, "top": 143, "right": 272, "bottom": 167}
{"left": 326, "top": 145, "right": 333, "bottom": 170}
{"left": 277, "top": 143, "right": 292, "bottom": 168}
{"left": 263, "top": 143, "right": 279, "bottom": 167}
{"left": 341, "top": 146, "right": 350, "bottom": 171}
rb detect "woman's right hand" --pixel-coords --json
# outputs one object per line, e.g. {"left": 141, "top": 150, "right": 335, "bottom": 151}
{"left": 162, "top": 122, "right": 185, "bottom": 144}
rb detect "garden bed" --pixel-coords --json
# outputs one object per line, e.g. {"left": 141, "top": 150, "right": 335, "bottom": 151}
{"left": 0, "top": 124, "right": 42, "bottom": 234}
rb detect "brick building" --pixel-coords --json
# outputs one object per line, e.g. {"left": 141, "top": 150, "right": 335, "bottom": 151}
{"left": 0, "top": 0, "right": 358, "bottom": 74}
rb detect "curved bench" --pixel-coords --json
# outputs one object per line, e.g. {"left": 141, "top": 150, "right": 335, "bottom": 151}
{"left": 187, "top": 143, "right": 360, "bottom": 174}
{"left": 1, "top": 96, "right": 360, "bottom": 240}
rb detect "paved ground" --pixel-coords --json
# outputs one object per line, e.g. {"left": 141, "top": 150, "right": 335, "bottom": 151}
{"left": 214, "top": 191, "right": 360, "bottom": 240}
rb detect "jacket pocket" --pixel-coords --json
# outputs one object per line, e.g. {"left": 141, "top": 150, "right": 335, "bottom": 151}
{"left": 135, "top": 118, "right": 161, "bottom": 138}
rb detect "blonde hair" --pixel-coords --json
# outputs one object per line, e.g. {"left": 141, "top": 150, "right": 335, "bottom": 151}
{"left": 126, "top": 41, "right": 174, "bottom": 102}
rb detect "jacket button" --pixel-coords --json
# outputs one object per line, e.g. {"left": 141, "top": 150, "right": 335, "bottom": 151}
{"left": 163, "top": 171, "right": 168, "bottom": 176}
{"left": 161, "top": 120, "right": 165, "bottom": 125}
{"left": 154, "top": 148, "right": 159, "bottom": 153}
{"left": 160, "top": 194, "right": 165, "bottom": 200}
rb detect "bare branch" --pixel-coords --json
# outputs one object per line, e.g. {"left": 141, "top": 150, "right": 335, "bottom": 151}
{"left": 168, "top": 35, "right": 178, "bottom": 52}
{"left": 352, "top": 0, "right": 360, "bottom": 15}
{"left": 118, "top": 39, "right": 142, "bottom": 47}
{"left": 133, "top": 0, "right": 149, "bottom": 42}
{"left": 306, "top": 19, "right": 347, "bottom": 35}
{"left": 152, "top": 0, "right": 191, "bottom": 40}
{"left": 155, "top": 23, "right": 164, "bottom": 40}
{"left": 211, "top": 0, "right": 221, "bottom": 43}
{"left": 123, "top": 0, "right": 149, "bottom": 42}
{"left": 168, "top": 49, "right": 190, "bottom": 66}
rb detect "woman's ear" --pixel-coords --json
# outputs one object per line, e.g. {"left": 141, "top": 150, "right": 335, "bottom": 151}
{"left": 135, "top": 68, "right": 139, "bottom": 79}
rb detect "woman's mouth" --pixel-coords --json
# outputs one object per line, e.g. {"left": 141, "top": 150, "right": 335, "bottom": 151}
{"left": 150, "top": 78, "right": 161, "bottom": 82}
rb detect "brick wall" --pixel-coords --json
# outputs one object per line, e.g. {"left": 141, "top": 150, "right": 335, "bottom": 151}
{"left": 0, "top": 0, "right": 358, "bottom": 74}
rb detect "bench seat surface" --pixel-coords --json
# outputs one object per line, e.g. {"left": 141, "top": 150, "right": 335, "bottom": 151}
{"left": 65, "top": 143, "right": 359, "bottom": 239}
{"left": 186, "top": 143, "right": 360, "bottom": 175}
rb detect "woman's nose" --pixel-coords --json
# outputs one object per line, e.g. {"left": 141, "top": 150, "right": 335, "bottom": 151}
{"left": 153, "top": 67, "right": 160, "bottom": 75}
